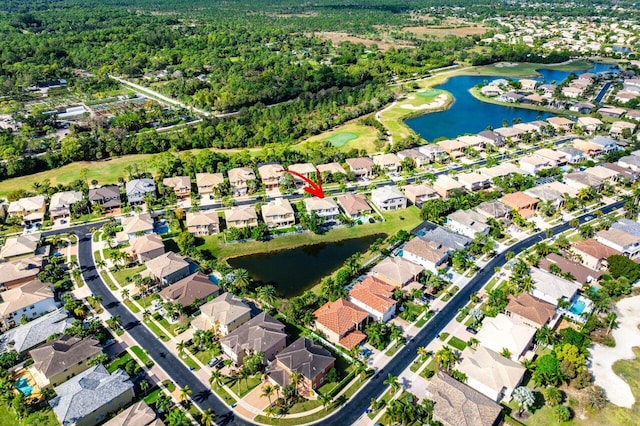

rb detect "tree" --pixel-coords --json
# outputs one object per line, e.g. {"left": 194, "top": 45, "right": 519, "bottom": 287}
{"left": 209, "top": 370, "right": 223, "bottom": 388}
{"left": 166, "top": 408, "right": 190, "bottom": 426}
{"left": 553, "top": 405, "right": 571, "bottom": 423}
{"left": 317, "top": 392, "right": 333, "bottom": 411}
{"left": 201, "top": 409, "right": 216, "bottom": 426}
{"left": 121, "top": 288, "right": 130, "bottom": 301}
{"left": 513, "top": 386, "right": 535, "bottom": 416}
{"left": 232, "top": 268, "right": 251, "bottom": 291}
{"left": 450, "top": 369, "right": 468, "bottom": 383}
{"left": 543, "top": 386, "right": 563, "bottom": 407}
{"left": 88, "top": 353, "right": 109, "bottom": 366}
{"left": 607, "top": 255, "right": 640, "bottom": 282}
{"left": 417, "top": 346, "right": 430, "bottom": 361}
{"left": 500, "top": 348, "right": 512, "bottom": 359}
{"left": 261, "top": 384, "right": 275, "bottom": 405}
{"left": 257, "top": 285, "right": 277, "bottom": 307}
{"left": 535, "top": 326, "right": 557, "bottom": 347}
{"left": 289, "top": 371, "right": 302, "bottom": 396}
{"left": 140, "top": 379, "right": 150, "bottom": 396}
{"left": 176, "top": 340, "right": 188, "bottom": 357}
{"left": 435, "top": 346, "right": 458, "bottom": 372}
{"left": 533, "top": 354, "right": 565, "bottom": 387}
{"left": 383, "top": 373, "right": 400, "bottom": 393}
{"left": 178, "top": 385, "right": 192, "bottom": 403}
{"left": 583, "top": 385, "right": 607, "bottom": 409}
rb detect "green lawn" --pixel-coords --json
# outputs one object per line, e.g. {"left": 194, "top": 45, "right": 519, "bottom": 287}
{"left": 143, "top": 387, "right": 163, "bottom": 405}
{"left": 459, "top": 60, "right": 592, "bottom": 78}
{"left": 0, "top": 404, "right": 58, "bottom": 426}
{"left": 288, "top": 398, "right": 323, "bottom": 414}
{"left": 143, "top": 319, "right": 170, "bottom": 341}
{"left": 123, "top": 299, "right": 140, "bottom": 313}
{"left": 111, "top": 265, "right": 146, "bottom": 286}
{"left": 107, "top": 352, "right": 134, "bottom": 373}
{"left": 190, "top": 345, "right": 221, "bottom": 366}
{"left": 131, "top": 345, "right": 154, "bottom": 368}
{"left": 225, "top": 374, "right": 261, "bottom": 398}
{"left": 448, "top": 336, "right": 468, "bottom": 351}
{"left": 326, "top": 132, "right": 358, "bottom": 147}
{"left": 211, "top": 385, "right": 236, "bottom": 405}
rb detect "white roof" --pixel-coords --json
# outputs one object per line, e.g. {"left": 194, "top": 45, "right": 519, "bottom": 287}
{"left": 458, "top": 346, "right": 526, "bottom": 396}
{"left": 49, "top": 191, "right": 83, "bottom": 210}
{"left": 476, "top": 314, "right": 536, "bottom": 360}
{"left": 8, "top": 195, "right": 46, "bottom": 214}
{"left": 530, "top": 267, "right": 581, "bottom": 302}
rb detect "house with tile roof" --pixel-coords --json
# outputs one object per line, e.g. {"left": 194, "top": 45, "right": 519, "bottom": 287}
{"left": 505, "top": 292, "right": 557, "bottom": 328}
{"left": 348, "top": 276, "right": 397, "bottom": 322}
{"left": 0, "top": 233, "right": 41, "bottom": 261}
{"left": 610, "top": 120, "right": 636, "bottom": 138}
{"left": 0, "top": 255, "right": 44, "bottom": 291}
{"left": 538, "top": 253, "right": 601, "bottom": 284}
{"left": 228, "top": 167, "right": 256, "bottom": 196}
{"left": 29, "top": 335, "right": 102, "bottom": 389}
{"left": 534, "top": 148, "right": 569, "bottom": 166}
{"left": 345, "top": 157, "right": 375, "bottom": 179}
{"left": 432, "top": 175, "right": 465, "bottom": 198}
{"left": 195, "top": 173, "right": 224, "bottom": 198}
{"left": 422, "top": 227, "right": 472, "bottom": 251}
{"left": 145, "top": 252, "right": 190, "bottom": 286}
{"left": 267, "top": 337, "right": 335, "bottom": 395}
{"left": 128, "top": 233, "right": 165, "bottom": 263}
{"left": 186, "top": 210, "right": 220, "bottom": 236}
{"left": 371, "top": 185, "right": 407, "bottom": 211}
{"left": 619, "top": 155, "right": 640, "bottom": 172}
{"left": 125, "top": 179, "right": 155, "bottom": 205}
{"left": 437, "top": 139, "right": 468, "bottom": 157}
{"left": 261, "top": 198, "right": 295, "bottom": 229}
{"left": 556, "top": 146, "right": 586, "bottom": 163}
{"left": 571, "top": 238, "right": 621, "bottom": 270}
{"left": 314, "top": 299, "right": 369, "bottom": 350}
{"left": 370, "top": 256, "right": 424, "bottom": 288}
{"left": 402, "top": 236, "right": 449, "bottom": 271}
{"left": 590, "top": 135, "right": 618, "bottom": 153}
{"left": 397, "top": 148, "right": 428, "bottom": 168}
{"left": 474, "top": 200, "right": 511, "bottom": 220}
{"left": 518, "top": 155, "right": 553, "bottom": 174}
{"left": 162, "top": 176, "right": 191, "bottom": 199}
{"left": 373, "top": 153, "right": 402, "bottom": 173}
{"left": 316, "top": 162, "right": 347, "bottom": 176}
{"left": 476, "top": 313, "right": 537, "bottom": 361}
{"left": 49, "top": 364, "right": 134, "bottom": 426}
{"left": 191, "top": 292, "right": 251, "bottom": 336}
{"left": 402, "top": 184, "right": 438, "bottom": 207}
{"left": 456, "top": 172, "right": 491, "bottom": 192}
{"left": 88, "top": 186, "right": 121, "bottom": 213}
{"left": 445, "top": 210, "right": 490, "bottom": 239}
{"left": 104, "top": 401, "right": 164, "bottom": 426}
{"left": 458, "top": 346, "right": 526, "bottom": 402}
{"left": 595, "top": 228, "right": 640, "bottom": 258}
{"left": 49, "top": 191, "right": 84, "bottom": 220}
{"left": 577, "top": 116, "right": 603, "bottom": 133}
{"left": 598, "top": 106, "right": 627, "bottom": 118}
{"left": 159, "top": 272, "right": 219, "bottom": 308}
{"left": 524, "top": 184, "right": 564, "bottom": 208}
{"left": 427, "top": 373, "right": 503, "bottom": 426}
{"left": 603, "top": 162, "right": 639, "bottom": 182}
{"left": 258, "top": 163, "right": 284, "bottom": 191}
{"left": 287, "top": 163, "right": 317, "bottom": 186}
{"left": 530, "top": 267, "right": 581, "bottom": 306}
{"left": 225, "top": 206, "right": 259, "bottom": 229}
{"left": 564, "top": 172, "right": 603, "bottom": 191}
{"left": 0, "top": 308, "right": 72, "bottom": 355}
{"left": 583, "top": 165, "right": 619, "bottom": 183}
{"left": 120, "top": 213, "right": 153, "bottom": 241}
{"left": 8, "top": 195, "right": 46, "bottom": 224}
{"left": 418, "top": 144, "right": 447, "bottom": 161}
{"left": 336, "top": 193, "right": 372, "bottom": 219}
{"left": 304, "top": 197, "right": 339, "bottom": 224}
{"left": 220, "top": 312, "right": 287, "bottom": 366}
{"left": 0, "top": 279, "right": 57, "bottom": 330}
{"left": 501, "top": 192, "right": 538, "bottom": 219}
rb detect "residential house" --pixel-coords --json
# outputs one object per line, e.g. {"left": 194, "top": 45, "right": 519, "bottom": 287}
{"left": 49, "top": 191, "right": 83, "bottom": 221}
{"left": 590, "top": 135, "right": 618, "bottom": 153}
{"left": 220, "top": 312, "right": 287, "bottom": 366}
{"left": 570, "top": 102, "right": 595, "bottom": 114}
{"left": 478, "top": 163, "right": 523, "bottom": 180}
{"left": 8, "top": 195, "right": 46, "bottom": 224}
{"left": 195, "top": 173, "right": 224, "bottom": 198}
{"left": 370, "top": 256, "right": 424, "bottom": 288}
{"left": 539, "top": 84, "right": 557, "bottom": 95}
{"left": 495, "top": 127, "right": 525, "bottom": 142}
{"left": 433, "top": 175, "right": 465, "bottom": 198}
{"left": 345, "top": 157, "right": 375, "bottom": 179}
{"left": 0, "top": 255, "right": 44, "bottom": 290}
{"left": 501, "top": 192, "right": 539, "bottom": 219}
{"left": 624, "top": 79, "right": 640, "bottom": 92}
{"left": 616, "top": 91, "right": 639, "bottom": 104}
{"left": 603, "top": 162, "right": 639, "bottom": 182}
{"left": 499, "top": 91, "right": 524, "bottom": 103}
{"left": 29, "top": 335, "right": 102, "bottom": 389}
{"left": 535, "top": 149, "right": 569, "bottom": 166}
{"left": 539, "top": 253, "right": 601, "bottom": 284}
{"left": 556, "top": 146, "right": 586, "bottom": 163}
{"left": 287, "top": 163, "right": 317, "bottom": 186}
{"left": 0, "top": 308, "right": 72, "bottom": 355}
{"left": 261, "top": 198, "right": 295, "bottom": 228}
{"left": 418, "top": 144, "right": 447, "bottom": 161}
{"left": 571, "top": 238, "right": 621, "bottom": 271}
{"left": 128, "top": 233, "right": 165, "bottom": 263}
{"left": 457, "top": 346, "right": 526, "bottom": 402}
{"left": 456, "top": 172, "right": 491, "bottom": 192}
{"left": 598, "top": 106, "right": 627, "bottom": 118}
{"left": 524, "top": 184, "right": 564, "bottom": 208}
{"left": 610, "top": 120, "right": 636, "bottom": 138}
{"left": 573, "top": 138, "right": 605, "bottom": 156}
{"left": 228, "top": 167, "right": 256, "bottom": 196}
{"left": 267, "top": 337, "right": 335, "bottom": 394}
{"left": 583, "top": 165, "right": 619, "bottom": 183}
{"left": 619, "top": 155, "right": 640, "bottom": 172}
{"left": 0, "top": 234, "right": 41, "bottom": 260}
{"left": 313, "top": 299, "right": 368, "bottom": 350}
{"left": 477, "top": 130, "right": 506, "bottom": 147}
{"left": 370, "top": 186, "right": 407, "bottom": 211}
{"left": 225, "top": 206, "right": 259, "bottom": 229}
{"left": 162, "top": 176, "right": 191, "bottom": 199}
{"left": 475, "top": 200, "right": 511, "bottom": 220}
{"left": 423, "top": 227, "right": 472, "bottom": 251}
{"left": 562, "top": 86, "right": 583, "bottom": 98}
{"left": 402, "top": 236, "right": 449, "bottom": 270}
{"left": 547, "top": 116, "right": 574, "bottom": 132}
{"left": 530, "top": 267, "right": 581, "bottom": 306}
{"left": 125, "top": 179, "right": 156, "bottom": 205}
{"left": 316, "top": 162, "right": 346, "bottom": 177}
{"left": 304, "top": 197, "right": 340, "bottom": 224}
{"left": 49, "top": 364, "right": 134, "bottom": 426}
{"left": 513, "top": 122, "right": 540, "bottom": 135}
{"left": 0, "top": 279, "right": 57, "bottom": 329}
{"left": 336, "top": 193, "right": 372, "bottom": 219}
{"left": 505, "top": 292, "right": 557, "bottom": 328}
{"left": 577, "top": 116, "right": 603, "bottom": 133}
{"left": 402, "top": 183, "right": 438, "bottom": 207}
{"left": 186, "top": 211, "right": 220, "bottom": 236}
{"left": 397, "top": 149, "right": 428, "bottom": 169}
{"left": 348, "top": 276, "right": 397, "bottom": 322}
{"left": 103, "top": 401, "right": 164, "bottom": 426}
{"left": 563, "top": 172, "right": 603, "bottom": 191}
{"left": 445, "top": 210, "right": 490, "bottom": 239}
{"left": 257, "top": 163, "right": 284, "bottom": 191}
{"left": 88, "top": 186, "right": 121, "bottom": 213}
{"left": 373, "top": 153, "right": 402, "bottom": 173}
{"left": 159, "top": 272, "right": 219, "bottom": 308}
{"left": 437, "top": 139, "right": 468, "bottom": 158}
{"left": 519, "top": 79, "right": 538, "bottom": 91}
{"left": 518, "top": 155, "right": 553, "bottom": 174}
{"left": 120, "top": 213, "right": 153, "bottom": 240}
{"left": 476, "top": 313, "right": 537, "bottom": 361}
{"left": 145, "top": 252, "right": 190, "bottom": 286}
{"left": 427, "top": 373, "right": 503, "bottom": 426}
{"left": 611, "top": 219, "right": 640, "bottom": 239}
{"left": 626, "top": 110, "right": 640, "bottom": 121}
{"left": 595, "top": 228, "right": 640, "bottom": 258}
{"left": 480, "top": 85, "right": 503, "bottom": 96}
{"left": 191, "top": 292, "right": 251, "bottom": 336}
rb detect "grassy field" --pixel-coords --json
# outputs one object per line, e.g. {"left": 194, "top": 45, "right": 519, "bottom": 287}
{"left": 459, "top": 60, "right": 592, "bottom": 78}
{"left": 0, "top": 404, "right": 58, "bottom": 426}
{"left": 199, "top": 206, "right": 422, "bottom": 260}
{"left": 326, "top": 132, "right": 358, "bottom": 147}
{"left": 130, "top": 345, "right": 154, "bottom": 367}
{"left": 298, "top": 119, "right": 383, "bottom": 154}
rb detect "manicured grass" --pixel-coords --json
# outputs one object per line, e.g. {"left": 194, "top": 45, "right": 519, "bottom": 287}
{"left": 459, "top": 60, "right": 592, "bottom": 78}
{"left": 417, "top": 89, "right": 444, "bottom": 98}
{"left": 326, "top": 132, "right": 358, "bottom": 147}
{"left": 111, "top": 265, "right": 146, "bottom": 286}
{"left": 107, "top": 352, "right": 134, "bottom": 373}
{"left": 190, "top": 345, "right": 221, "bottom": 366}
{"left": 181, "top": 354, "right": 200, "bottom": 371}
{"left": 211, "top": 384, "right": 237, "bottom": 405}
{"left": 143, "top": 387, "right": 163, "bottom": 405}
{"left": 158, "top": 317, "right": 189, "bottom": 337}
{"left": 448, "top": 336, "right": 468, "bottom": 351}
{"left": 131, "top": 345, "right": 154, "bottom": 368}
{"left": 123, "top": 299, "right": 140, "bottom": 313}
{"left": 409, "top": 357, "right": 427, "bottom": 373}
{"left": 385, "top": 341, "right": 403, "bottom": 357}
{"left": 415, "top": 311, "right": 433, "bottom": 328}
{"left": 225, "top": 374, "right": 261, "bottom": 398}
{"left": 299, "top": 119, "right": 382, "bottom": 153}
{"left": 439, "top": 332, "right": 450, "bottom": 341}
{"left": 288, "top": 398, "right": 322, "bottom": 414}
{"left": 200, "top": 206, "right": 422, "bottom": 260}
{"left": 163, "top": 380, "right": 176, "bottom": 392}
{"left": 0, "top": 403, "right": 58, "bottom": 426}
{"left": 144, "top": 319, "right": 170, "bottom": 341}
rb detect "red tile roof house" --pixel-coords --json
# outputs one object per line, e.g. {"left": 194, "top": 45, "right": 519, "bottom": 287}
{"left": 501, "top": 192, "right": 539, "bottom": 219}
{"left": 337, "top": 193, "right": 373, "bottom": 219}
{"left": 505, "top": 292, "right": 557, "bottom": 329}
{"left": 158, "top": 272, "right": 220, "bottom": 308}
{"left": 538, "top": 253, "right": 602, "bottom": 284}
{"left": 348, "top": 276, "right": 397, "bottom": 322}
{"left": 345, "top": 157, "right": 375, "bottom": 179}
{"left": 570, "top": 238, "right": 621, "bottom": 271}
{"left": 313, "top": 299, "right": 369, "bottom": 350}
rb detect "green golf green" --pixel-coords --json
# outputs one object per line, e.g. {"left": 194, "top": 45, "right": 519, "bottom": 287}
{"left": 417, "top": 89, "right": 443, "bottom": 98}
{"left": 326, "top": 132, "right": 358, "bottom": 147}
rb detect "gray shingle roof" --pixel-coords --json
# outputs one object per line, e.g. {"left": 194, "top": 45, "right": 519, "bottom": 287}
{"left": 0, "top": 308, "right": 72, "bottom": 354}
{"left": 423, "top": 227, "right": 471, "bottom": 251}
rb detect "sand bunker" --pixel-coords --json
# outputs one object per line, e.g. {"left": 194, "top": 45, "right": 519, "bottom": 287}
{"left": 400, "top": 94, "right": 448, "bottom": 111}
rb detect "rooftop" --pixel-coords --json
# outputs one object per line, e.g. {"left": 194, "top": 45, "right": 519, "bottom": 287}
{"left": 158, "top": 272, "right": 219, "bottom": 307}
{"left": 349, "top": 276, "right": 396, "bottom": 314}
{"left": 314, "top": 299, "right": 368, "bottom": 337}
{"left": 506, "top": 292, "right": 556, "bottom": 326}
{"left": 0, "top": 308, "right": 72, "bottom": 354}
{"left": 145, "top": 252, "right": 189, "bottom": 279}
{"left": 0, "top": 279, "right": 54, "bottom": 316}
{"left": 30, "top": 335, "right": 102, "bottom": 380}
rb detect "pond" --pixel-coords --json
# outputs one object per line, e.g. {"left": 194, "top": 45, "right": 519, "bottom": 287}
{"left": 227, "top": 234, "right": 384, "bottom": 298}
{"left": 406, "top": 62, "right": 617, "bottom": 142}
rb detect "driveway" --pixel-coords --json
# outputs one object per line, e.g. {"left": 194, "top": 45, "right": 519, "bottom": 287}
{"left": 243, "top": 383, "right": 272, "bottom": 411}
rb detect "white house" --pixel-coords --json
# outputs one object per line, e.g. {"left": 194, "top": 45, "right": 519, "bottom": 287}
{"left": 370, "top": 186, "right": 407, "bottom": 211}
{"left": 445, "top": 210, "right": 490, "bottom": 239}
{"left": 304, "top": 197, "right": 340, "bottom": 224}
{"left": 530, "top": 267, "right": 581, "bottom": 306}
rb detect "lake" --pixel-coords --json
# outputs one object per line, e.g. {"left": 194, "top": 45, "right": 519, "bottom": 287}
{"left": 406, "top": 62, "right": 616, "bottom": 142}
{"left": 227, "top": 234, "right": 383, "bottom": 298}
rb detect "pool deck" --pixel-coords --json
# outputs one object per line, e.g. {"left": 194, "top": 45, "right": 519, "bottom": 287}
{"left": 13, "top": 368, "right": 42, "bottom": 401}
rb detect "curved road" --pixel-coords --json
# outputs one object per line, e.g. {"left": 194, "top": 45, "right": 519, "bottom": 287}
{"left": 69, "top": 200, "right": 621, "bottom": 425}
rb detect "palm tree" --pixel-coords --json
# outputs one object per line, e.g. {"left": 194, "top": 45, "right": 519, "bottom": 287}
{"left": 237, "top": 368, "right": 250, "bottom": 394}
{"left": 289, "top": 371, "right": 302, "bottom": 396}
{"left": 383, "top": 373, "right": 400, "bottom": 394}
{"left": 233, "top": 269, "right": 251, "bottom": 291}
{"left": 176, "top": 340, "right": 188, "bottom": 357}
{"left": 209, "top": 370, "right": 223, "bottom": 388}
{"left": 513, "top": 386, "right": 535, "bottom": 416}
{"left": 317, "top": 392, "right": 333, "bottom": 411}
{"left": 435, "top": 346, "right": 458, "bottom": 372}
{"left": 264, "top": 405, "right": 278, "bottom": 419}
{"left": 121, "top": 288, "right": 130, "bottom": 301}
{"left": 140, "top": 380, "right": 150, "bottom": 396}
{"left": 178, "top": 385, "right": 193, "bottom": 403}
{"left": 417, "top": 346, "right": 430, "bottom": 361}
{"left": 201, "top": 409, "right": 216, "bottom": 426}
{"left": 353, "top": 362, "right": 368, "bottom": 378}
{"left": 257, "top": 285, "right": 278, "bottom": 307}
{"left": 261, "top": 384, "right": 275, "bottom": 405}
{"left": 535, "top": 326, "right": 557, "bottom": 346}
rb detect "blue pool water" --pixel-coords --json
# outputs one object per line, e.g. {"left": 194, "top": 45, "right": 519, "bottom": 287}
{"left": 153, "top": 221, "right": 169, "bottom": 234}
{"left": 208, "top": 274, "right": 219, "bottom": 284}
{"left": 569, "top": 299, "right": 587, "bottom": 315}
{"left": 15, "top": 377, "right": 33, "bottom": 396}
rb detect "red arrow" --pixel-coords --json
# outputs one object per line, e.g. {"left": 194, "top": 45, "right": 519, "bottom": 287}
{"left": 281, "top": 168, "right": 325, "bottom": 199}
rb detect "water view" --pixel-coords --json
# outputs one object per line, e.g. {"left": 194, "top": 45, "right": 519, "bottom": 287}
{"left": 227, "top": 234, "right": 383, "bottom": 298}
{"left": 406, "top": 62, "right": 616, "bottom": 142}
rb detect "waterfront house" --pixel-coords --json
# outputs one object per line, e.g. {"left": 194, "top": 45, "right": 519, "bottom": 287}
{"left": 370, "top": 256, "right": 424, "bottom": 288}
{"left": 0, "top": 279, "right": 57, "bottom": 330}
{"left": 159, "top": 272, "right": 219, "bottom": 308}
{"left": 402, "top": 236, "right": 449, "bottom": 271}
{"left": 125, "top": 179, "right": 155, "bottom": 205}
{"left": 145, "top": 252, "right": 190, "bottom": 286}
{"left": 348, "top": 276, "right": 397, "bottom": 322}
{"left": 477, "top": 130, "right": 506, "bottom": 147}
{"left": 195, "top": 173, "right": 224, "bottom": 198}
{"left": 258, "top": 163, "right": 284, "bottom": 191}
{"left": 228, "top": 167, "right": 256, "bottom": 197}
{"left": 261, "top": 198, "right": 295, "bottom": 229}
{"left": 371, "top": 185, "right": 407, "bottom": 211}
{"left": 186, "top": 210, "right": 220, "bottom": 236}
{"left": 530, "top": 267, "right": 580, "bottom": 306}
{"left": 49, "top": 364, "right": 134, "bottom": 426}
{"left": 162, "top": 176, "right": 191, "bottom": 199}
{"left": 313, "top": 299, "right": 368, "bottom": 350}
{"left": 519, "top": 79, "right": 538, "bottom": 91}
{"left": 402, "top": 183, "right": 438, "bottom": 207}
{"left": 220, "top": 312, "right": 287, "bottom": 366}
{"left": 546, "top": 116, "right": 574, "bottom": 132}
{"left": 336, "top": 193, "right": 372, "bottom": 219}
{"left": 49, "top": 191, "right": 83, "bottom": 221}
{"left": 225, "top": 206, "right": 259, "bottom": 230}
{"left": 423, "top": 227, "right": 471, "bottom": 251}
{"left": 192, "top": 292, "right": 251, "bottom": 336}
{"left": 304, "top": 197, "right": 340, "bottom": 224}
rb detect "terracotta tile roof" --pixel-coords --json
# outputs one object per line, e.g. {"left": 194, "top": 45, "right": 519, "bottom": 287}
{"left": 501, "top": 192, "right": 538, "bottom": 210}
{"left": 506, "top": 293, "right": 556, "bottom": 327}
{"left": 314, "top": 299, "right": 368, "bottom": 337}
{"left": 337, "top": 193, "right": 372, "bottom": 216}
{"left": 538, "top": 253, "right": 601, "bottom": 284}
{"left": 158, "top": 272, "right": 219, "bottom": 307}
{"left": 338, "top": 331, "right": 367, "bottom": 350}
{"left": 349, "top": 277, "right": 396, "bottom": 314}
{"left": 371, "top": 256, "right": 424, "bottom": 287}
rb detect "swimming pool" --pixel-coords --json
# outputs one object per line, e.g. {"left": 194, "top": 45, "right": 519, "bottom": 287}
{"left": 153, "top": 220, "right": 169, "bottom": 234}
{"left": 208, "top": 274, "right": 219, "bottom": 284}
{"left": 569, "top": 299, "right": 587, "bottom": 315}
{"left": 15, "top": 377, "right": 33, "bottom": 396}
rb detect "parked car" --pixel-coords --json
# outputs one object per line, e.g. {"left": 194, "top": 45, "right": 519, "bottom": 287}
{"left": 466, "top": 326, "right": 478, "bottom": 335}
{"left": 208, "top": 357, "right": 221, "bottom": 367}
